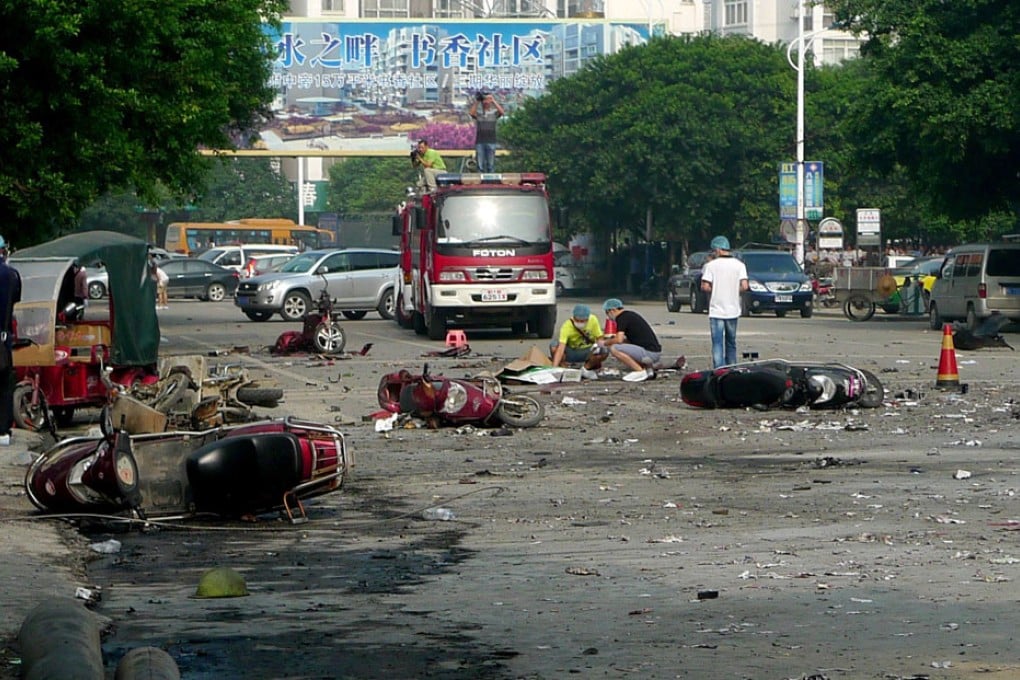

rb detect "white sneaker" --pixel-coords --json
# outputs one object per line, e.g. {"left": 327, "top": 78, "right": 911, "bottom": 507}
{"left": 580, "top": 368, "right": 598, "bottom": 380}
{"left": 0, "top": 434, "right": 10, "bottom": 446}
{"left": 623, "top": 369, "right": 649, "bottom": 383}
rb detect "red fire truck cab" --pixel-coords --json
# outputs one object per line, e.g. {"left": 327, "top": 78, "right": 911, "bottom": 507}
{"left": 393, "top": 172, "right": 557, "bottom": 340}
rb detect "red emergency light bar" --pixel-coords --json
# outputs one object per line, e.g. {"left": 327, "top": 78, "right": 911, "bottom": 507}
{"left": 435, "top": 172, "right": 546, "bottom": 187}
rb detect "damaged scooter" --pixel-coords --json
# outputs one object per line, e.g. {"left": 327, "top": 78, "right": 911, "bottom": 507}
{"left": 378, "top": 364, "right": 545, "bottom": 428}
{"left": 680, "top": 359, "right": 884, "bottom": 410}
{"left": 25, "top": 412, "right": 350, "bottom": 523}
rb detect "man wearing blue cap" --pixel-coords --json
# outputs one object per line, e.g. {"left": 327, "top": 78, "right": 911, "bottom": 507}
{"left": 602, "top": 298, "right": 661, "bottom": 382}
{"left": 0, "top": 235, "right": 22, "bottom": 445}
{"left": 700, "top": 235, "right": 748, "bottom": 368}
{"left": 549, "top": 303, "right": 606, "bottom": 379}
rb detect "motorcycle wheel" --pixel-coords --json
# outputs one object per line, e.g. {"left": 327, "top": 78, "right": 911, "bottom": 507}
{"left": 843, "top": 294, "right": 876, "bottom": 322}
{"left": 235, "top": 386, "right": 285, "bottom": 408}
{"left": 495, "top": 395, "right": 544, "bottom": 428}
{"left": 150, "top": 373, "right": 192, "bottom": 413}
{"left": 312, "top": 320, "right": 346, "bottom": 354}
{"left": 856, "top": 369, "right": 885, "bottom": 408}
{"left": 13, "top": 384, "right": 47, "bottom": 432}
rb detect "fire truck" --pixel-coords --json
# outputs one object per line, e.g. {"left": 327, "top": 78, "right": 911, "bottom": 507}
{"left": 393, "top": 172, "right": 557, "bottom": 340}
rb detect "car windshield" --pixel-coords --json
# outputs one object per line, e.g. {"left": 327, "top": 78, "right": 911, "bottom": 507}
{"left": 437, "top": 193, "right": 550, "bottom": 245}
{"left": 741, "top": 253, "right": 802, "bottom": 274}
{"left": 278, "top": 253, "right": 322, "bottom": 273}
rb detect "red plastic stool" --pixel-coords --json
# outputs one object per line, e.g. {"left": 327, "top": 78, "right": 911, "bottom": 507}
{"left": 445, "top": 329, "right": 467, "bottom": 348}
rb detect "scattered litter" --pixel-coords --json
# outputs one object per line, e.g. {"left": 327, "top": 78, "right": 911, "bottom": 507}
{"left": 953, "top": 469, "right": 972, "bottom": 480}
{"left": 565, "top": 566, "right": 600, "bottom": 576}
{"left": 648, "top": 535, "right": 684, "bottom": 543}
{"left": 421, "top": 507, "right": 455, "bottom": 521}
{"left": 374, "top": 412, "right": 398, "bottom": 432}
{"left": 560, "top": 396, "right": 587, "bottom": 406}
{"left": 934, "top": 516, "right": 965, "bottom": 524}
{"left": 89, "top": 539, "right": 122, "bottom": 554}
{"left": 696, "top": 590, "right": 719, "bottom": 600}
{"left": 75, "top": 586, "right": 100, "bottom": 603}
{"left": 946, "top": 439, "right": 982, "bottom": 447}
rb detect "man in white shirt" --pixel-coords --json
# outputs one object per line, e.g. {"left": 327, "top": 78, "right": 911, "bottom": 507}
{"left": 700, "top": 236, "right": 749, "bottom": 368}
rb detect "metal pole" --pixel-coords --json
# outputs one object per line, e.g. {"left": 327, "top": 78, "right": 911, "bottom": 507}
{"left": 297, "top": 157, "right": 305, "bottom": 227}
{"left": 795, "top": 0, "right": 806, "bottom": 266}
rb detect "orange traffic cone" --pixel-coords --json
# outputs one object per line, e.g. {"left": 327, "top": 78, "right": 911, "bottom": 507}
{"left": 935, "top": 324, "right": 960, "bottom": 390}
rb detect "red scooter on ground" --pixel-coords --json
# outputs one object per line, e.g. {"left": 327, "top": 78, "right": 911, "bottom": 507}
{"left": 25, "top": 414, "right": 350, "bottom": 523}
{"left": 378, "top": 364, "right": 545, "bottom": 428}
{"left": 272, "top": 270, "right": 346, "bottom": 355}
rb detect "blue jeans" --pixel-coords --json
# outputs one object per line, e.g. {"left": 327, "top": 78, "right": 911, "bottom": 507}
{"left": 476, "top": 143, "right": 496, "bottom": 173}
{"left": 710, "top": 317, "right": 739, "bottom": 368}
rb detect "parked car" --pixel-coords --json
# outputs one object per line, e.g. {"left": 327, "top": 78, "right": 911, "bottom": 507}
{"left": 234, "top": 248, "right": 399, "bottom": 322}
{"left": 199, "top": 244, "right": 299, "bottom": 272}
{"left": 928, "top": 242, "right": 1020, "bottom": 330}
{"left": 553, "top": 251, "right": 592, "bottom": 296}
{"left": 242, "top": 253, "right": 295, "bottom": 279}
{"left": 890, "top": 256, "right": 942, "bottom": 293}
{"left": 86, "top": 266, "right": 109, "bottom": 299}
{"left": 160, "top": 258, "right": 239, "bottom": 301}
{"left": 736, "top": 249, "right": 814, "bottom": 318}
{"left": 666, "top": 250, "right": 712, "bottom": 313}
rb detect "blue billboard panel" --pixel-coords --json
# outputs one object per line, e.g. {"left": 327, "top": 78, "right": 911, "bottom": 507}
{"left": 260, "top": 20, "right": 653, "bottom": 153}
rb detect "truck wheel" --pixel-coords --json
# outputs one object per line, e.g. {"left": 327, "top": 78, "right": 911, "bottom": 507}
{"left": 413, "top": 311, "right": 427, "bottom": 336}
{"left": 281, "top": 291, "right": 311, "bottom": 322}
{"left": 534, "top": 306, "right": 556, "bottom": 339}
{"left": 377, "top": 289, "right": 395, "bottom": 320}
{"left": 426, "top": 306, "right": 445, "bottom": 341}
{"left": 396, "top": 293, "right": 414, "bottom": 329}
{"left": 13, "top": 384, "right": 46, "bottom": 432}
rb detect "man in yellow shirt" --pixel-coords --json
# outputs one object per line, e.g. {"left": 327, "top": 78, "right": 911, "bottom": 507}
{"left": 549, "top": 304, "right": 607, "bottom": 379}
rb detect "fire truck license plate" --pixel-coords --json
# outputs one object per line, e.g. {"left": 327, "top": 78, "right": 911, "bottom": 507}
{"left": 481, "top": 289, "right": 508, "bottom": 302}
{"left": 775, "top": 294, "right": 793, "bottom": 303}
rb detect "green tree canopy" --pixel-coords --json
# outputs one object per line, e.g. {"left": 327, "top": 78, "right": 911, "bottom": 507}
{"left": 503, "top": 35, "right": 797, "bottom": 249}
{"left": 830, "top": 0, "right": 1020, "bottom": 225}
{"left": 0, "top": 0, "right": 287, "bottom": 244}
{"left": 326, "top": 158, "right": 419, "bottom": 215}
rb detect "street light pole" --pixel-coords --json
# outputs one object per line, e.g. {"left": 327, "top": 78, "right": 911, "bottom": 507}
{"left": 795, "top": 0, "right": 806, "bottom": 266}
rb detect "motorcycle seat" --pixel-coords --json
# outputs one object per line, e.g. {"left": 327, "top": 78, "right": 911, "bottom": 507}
{"left": 187, "top": 432, "right": 303, "bottom": 515}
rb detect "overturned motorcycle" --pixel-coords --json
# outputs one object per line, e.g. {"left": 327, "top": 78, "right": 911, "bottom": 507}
{"left": 680, "top": 359, "right": 885, "bottom": 410}
{"left": 378, "top": 364, "right": 545, "bottom": 428}
{"left": 25, "top": 415, "right": 350, "bottom": 523}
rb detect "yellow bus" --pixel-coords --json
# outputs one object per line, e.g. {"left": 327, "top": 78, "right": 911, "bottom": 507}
{"left": 164, "top": 218, "right": 336, "bottom": 255}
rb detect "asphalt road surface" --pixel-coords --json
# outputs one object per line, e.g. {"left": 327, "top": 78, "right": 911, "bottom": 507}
{"left": 44, "top": 298, "right": 1020, "bottom": 678}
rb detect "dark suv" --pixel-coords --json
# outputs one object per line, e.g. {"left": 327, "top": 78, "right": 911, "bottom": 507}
{"left": 666, "top": 250, "right": 713, "bottom": 313}
{"left": 736, "top": 249, "right": 814, "bottom": 318}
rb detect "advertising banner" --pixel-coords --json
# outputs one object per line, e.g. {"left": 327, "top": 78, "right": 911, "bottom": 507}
{"left": 260, "top": 20, "right": 654, "bottom": 153}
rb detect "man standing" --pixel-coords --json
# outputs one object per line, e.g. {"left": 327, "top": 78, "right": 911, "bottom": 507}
{"left": 0, "top": 235, "right": 22, "bottom": 445}
{"left": 416, "top": 139, "right": 447, "bottom": 191}
{"left": 700, "top": 236, "right": 748, "bottom": 368}
{"left": 72, "top": 261, "right": 89, "bottom": 318}
{"left": 602, "top": 298, "right": 662, "bottom": 382}
{"left": 549, "top": 304, "right": 607, "bottom": 379}
{"left": 468, "top": 91, "right": 504, "bottom": 173}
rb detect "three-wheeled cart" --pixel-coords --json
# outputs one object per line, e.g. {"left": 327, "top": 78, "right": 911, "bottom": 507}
{"left": 833, "top": 266, "right": 926, "bottom": 321}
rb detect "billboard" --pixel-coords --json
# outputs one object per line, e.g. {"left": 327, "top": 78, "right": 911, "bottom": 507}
{"left": 260, "top": 20, "right": 655, "bottom": 153}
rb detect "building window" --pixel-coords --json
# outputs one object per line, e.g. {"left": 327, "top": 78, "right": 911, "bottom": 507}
{"left": 724, "top": 0, "right": 747, "bottom": 26}
{"left": 321, "top": 0, "right": 343, "bottom": 12}
{"left": 362, "top": 0, "right": 409, "bottom": 18}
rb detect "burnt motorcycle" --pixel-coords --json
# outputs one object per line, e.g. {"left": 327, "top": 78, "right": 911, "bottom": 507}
{"left": 272, "top": 270, "right": 346, "bottom": 355}
{"left": 680, "top": 359, "right": 884, "bottom": 410}
{"left": 378, "top": 364, "right": 545, "bottom": 428}
{"left": 25, "top": 414, "right": 350, "bottom": 523}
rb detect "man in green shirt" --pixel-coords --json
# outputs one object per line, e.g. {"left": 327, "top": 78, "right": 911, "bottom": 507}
{"left": 416, "top": 139, "right": 447, "bottom": 191}
{"left": 549, "top": 304, "right": 607, "bottom": 379}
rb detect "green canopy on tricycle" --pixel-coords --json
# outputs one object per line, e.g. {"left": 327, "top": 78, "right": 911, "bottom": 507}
{"left": 12, "top": 231, "right": 159, "bottom": 366}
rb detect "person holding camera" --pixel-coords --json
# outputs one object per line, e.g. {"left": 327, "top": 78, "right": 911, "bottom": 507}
{"left": 414, "top": 139, "right": 446, "bottom": 191}
{"left": 469, "top": 91, "right": 504, "bottom": 173}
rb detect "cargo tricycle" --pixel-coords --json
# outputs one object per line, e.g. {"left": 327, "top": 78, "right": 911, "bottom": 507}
{"left": 11, "top": 232, "right": 161, "bottom": 430}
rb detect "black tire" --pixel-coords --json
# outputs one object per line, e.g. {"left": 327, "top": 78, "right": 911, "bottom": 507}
{"left": 88, "top": 281, "right": 106, "bottom": 300}
{"left": 100, "top": 405, "right": 115, "bottom": 438}
{"left": 966, "top": 305, "right": 978, "bottom": 331}
{"left": 281, "top": 291, "right": 312, "bottom": 322}
{"left": 856, "top": 369, "right": 885, "bottom": 408}
{"left": 800, "top": 306, "right": 813, "bottom": 319}
{"left": 413, "top": 311, "right": 427, "bottom": 336}
{"left": 928, "top": 302, "right": 943, "bottom": 331}
{"left": 342, "top": 310, "right": 368, "bottom": 320}
{"left": 688, "top": 288, "right": 702, "bottom": 314}
{"left": 775, "top": 310, "right": 787, "bottom": 318}
{"left": 245, "top": 310, "right": 273, "bottom": 322}
{"left": 396, "top": 294, "right": 414, "bottom": 329}
{"left": 205, "top": 282, "right": 227, "bottom": 302}
{"left": 534, "top": 306, "right": 556, "bottom": 339}
{"left": 13, "top": 384, "right": 46, "bottom": 432}
{"left": 555, "top": 281, "right": 565, "bottom": 297}
{"left": 666, "top": 290, "right": 681, "bottom": 313}
{"left": 151, "top": 373, "right": 192, "bottom": 413}
{"left": 312, "top": 321, "right": 347, "bottom": 354}
{"left": 843, "top": 294, "right": 875, "bottom": 322}
{"left": 236, "top": 386, "right": 285, "bottom": 408}
{"left": 426, "top": 306, "right": 445, "bottom": 341}
{"left": 53, "top": 406, "right": 75, "bottom": 428}
{"left": 377, "top": 289, "right": 395, "bottom": 320}
{"left": 496, "top": 395, "right": 544, "bottom": 428}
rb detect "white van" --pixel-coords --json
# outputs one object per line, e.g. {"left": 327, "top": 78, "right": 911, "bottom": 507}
{"left": 197, "top": 244, "right": 299, "bottom": 272}
{"left": 928, "top": 242, "right": 1020, "bottom": 330}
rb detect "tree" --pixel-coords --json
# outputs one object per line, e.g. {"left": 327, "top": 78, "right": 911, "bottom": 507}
{"left": 0, "top": 0, "right": 287, "bottom": 245}
{"left": 188, "top": 159, "right": 297, "bottom": 222}
{"left": 326, "top": 158, "right": 419, "bottom": 215}
{"left": 502, "top": 35, "right": 798, "bottom": 249}
{"left": 829, "top": 0, "right": 1020, "bottom": 225}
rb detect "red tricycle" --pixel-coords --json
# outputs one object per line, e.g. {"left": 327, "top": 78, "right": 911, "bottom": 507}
{"left": 11, "top": 232, "right": 161, "bottom": 430}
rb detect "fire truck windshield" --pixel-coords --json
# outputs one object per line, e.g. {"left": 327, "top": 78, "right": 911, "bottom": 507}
{"left": 437, "top": 193, "right": 550, "bottom": 245}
